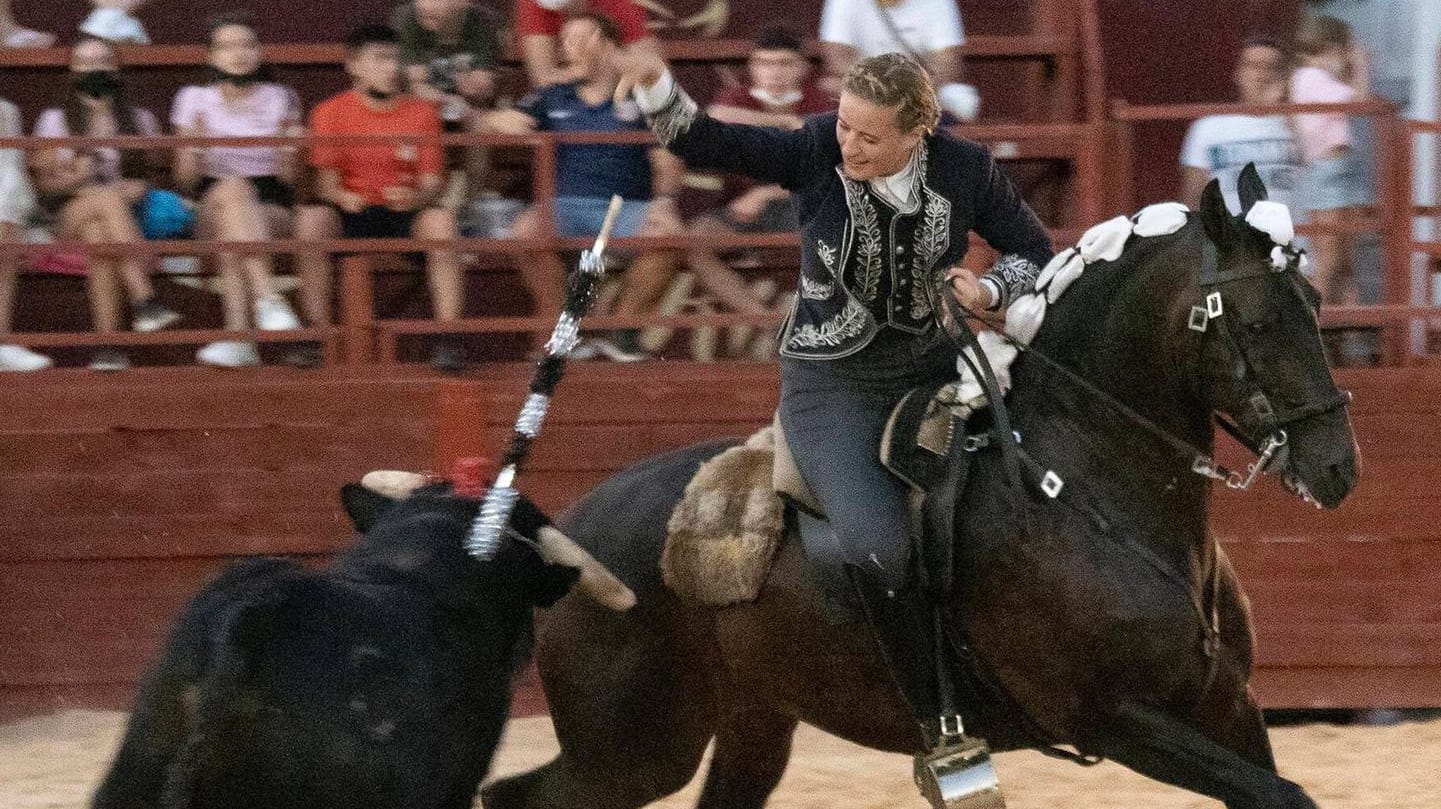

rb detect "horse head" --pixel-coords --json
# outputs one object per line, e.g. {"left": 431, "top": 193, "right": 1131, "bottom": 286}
{"left": 1191, "top": 164, "right": 1359, "bottom": 508}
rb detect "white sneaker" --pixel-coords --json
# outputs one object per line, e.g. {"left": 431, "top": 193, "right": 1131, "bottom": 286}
{"left": 254, "top": 295, "right": 300, "bottom": 331}
{"left": 197, "top": 341, "right": 261, "bottom": 368}
{"left": 0, "top": 344, "right": 53, "bottom": 371}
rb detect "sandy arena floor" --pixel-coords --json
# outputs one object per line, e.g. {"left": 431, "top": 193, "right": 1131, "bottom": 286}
{"left": 2, "top": 710, "right": 1438, "bottom": 808}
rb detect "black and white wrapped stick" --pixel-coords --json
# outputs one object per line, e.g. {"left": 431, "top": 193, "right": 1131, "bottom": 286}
{"left": 465, "top": 194, "right": 624, "bottom": 560}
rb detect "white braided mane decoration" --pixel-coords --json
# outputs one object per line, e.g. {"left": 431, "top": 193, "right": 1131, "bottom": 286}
{"left": 950, "top": 201, "right": 1305, "bottom": 410}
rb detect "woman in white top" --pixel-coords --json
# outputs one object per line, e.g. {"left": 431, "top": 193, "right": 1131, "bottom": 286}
{"left": 31, "top": 36, "right": 182, "bottom": 372}
{"left": 172, "top": 12, "right": 304, "bottom": 368}
{"left": 0, "top": 97, "right": 50, "bottom": 371}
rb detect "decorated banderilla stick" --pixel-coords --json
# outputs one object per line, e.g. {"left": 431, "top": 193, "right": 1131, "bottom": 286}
{"left": 464, "top": 194, "right": 624, "bottom": 561}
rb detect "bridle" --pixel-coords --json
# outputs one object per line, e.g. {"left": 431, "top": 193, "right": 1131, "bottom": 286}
{"left": 1187, "top": 238, "right": 1352, "bottom": 485}
{"left": 938, "top": 233, "right": 1351, "bottom": 494}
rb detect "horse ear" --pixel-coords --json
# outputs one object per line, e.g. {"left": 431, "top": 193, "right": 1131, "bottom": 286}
{"left": 1198, "top": 178, "right": 1235, "bottom": 246}
{"left": 1236, "top": 163, "right": 1268, "bottom": 213}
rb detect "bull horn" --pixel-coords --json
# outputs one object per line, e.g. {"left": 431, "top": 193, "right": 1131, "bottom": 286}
{"left": 537, "top": 526, "right": 637, "bottom": 612}
{"left": 360, "top": 470, "right": 430, "bottom": 499}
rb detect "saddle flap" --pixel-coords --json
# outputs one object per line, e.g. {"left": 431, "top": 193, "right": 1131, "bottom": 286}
{"left": 881, "top": 383, "right": 959, "bottom": 492}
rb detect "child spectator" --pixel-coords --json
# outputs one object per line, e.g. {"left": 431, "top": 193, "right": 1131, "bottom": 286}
{"left": 818, "top": 0, "right": 977, "bottom": 120}
{"left": 172, "top": 11, "right": 304, "bottom": 368}
{"left": 481, "top": 12, "right": 684, "bottom": 361}
{"left": 685, "top": 27, "right": 834, "bottom": 358}
{"left": 0, "top": 0, "right": 54, "bottom": 47}
{"left": 515, "top": 0, "right": 663, "bottom": 88}
{"left": 294, "top": 24, "right": 466, "bottom": 372}
{"left": 1180, "top": 37, "right": 1303, "bottom": 212}
{"left": 391, "top": 0, "right": 501, "bottom": 201}
{"left": 0, "top": 96, "right": 51, "bottom": 371}
{"left": 31, "top": 36, "right": 182, "bottom": 372}
{"left": 1291, "top": 14, "right": 1372, "bottom": 305}
{"left": 80, "top": 0, "right": 150, "bottom": 44}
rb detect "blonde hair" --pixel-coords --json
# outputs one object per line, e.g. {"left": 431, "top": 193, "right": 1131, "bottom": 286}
{"left": 841, "top": 53, "right": 940, "bottom": 134}
{"left": 1294, "top": 15, "right": 1352, "bottom": 57}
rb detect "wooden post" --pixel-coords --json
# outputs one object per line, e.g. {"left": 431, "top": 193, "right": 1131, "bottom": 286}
{"left": 339, "top": 254, "right": 374, "bottom": 368}
{"left": 436, "top": 379, "right": 491, "bottom": 478}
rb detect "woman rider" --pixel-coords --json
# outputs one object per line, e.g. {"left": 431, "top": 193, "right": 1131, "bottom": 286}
{"left": 617, "top": 49, "right": 1054, "bottom": 767}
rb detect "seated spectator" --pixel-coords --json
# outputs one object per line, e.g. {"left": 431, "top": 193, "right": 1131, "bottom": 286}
{"left": 80, "top": 0, "right": 150, "bottom": 44}
{"left": 1291, "top": 14, "right": 1372, "bottom": 306}
{"left": 294, "top": 24, "right": 465, "bottom": 373}
{"left": 1180, "top": 37, "right": 1303, "bottom": 212}
{"left": 30, "top": 35, "right": 182, "bottom": 372}
{"left": 482, "top": 12, "right": 684, "bottom": 361}
{"left": 0, "top": 96, "right": 50, "bottom": 371}
{"left": 391, "top": 0, "right": 501, "bottom": 200}
{"left": 172, "top": 11, "right": 303, "bottom": 368}
{"left": 685, "top": 27, "right": 833, "bottom": 358}
{"left": 819, "top": 0, "right": 978, "bottom": 121}
{"left": 0, "top": 0, "right": 54, "bottom": 47}
{"left": 515, "top": 0, "right": 664, "bottom": 88}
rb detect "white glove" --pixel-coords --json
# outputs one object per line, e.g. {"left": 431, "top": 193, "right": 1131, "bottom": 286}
{"left": 939, "top": 83, "right": 980, "bottom": 122}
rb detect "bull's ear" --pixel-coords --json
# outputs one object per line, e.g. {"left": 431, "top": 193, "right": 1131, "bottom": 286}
{"left": 1236, "top": 162, "right": 1268, "bottom": 213}
{"left": 1198, "top": 178, "right": 1235, "bottom": 247}
{"left": 528, "top": 563, "right": 582, "bottom": 608}
{"left": 340, "top": 483, "right": 396, "bottom": 533}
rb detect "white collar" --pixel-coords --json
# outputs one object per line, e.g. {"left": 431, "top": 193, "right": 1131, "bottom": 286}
{"left": 868, "top": 146, "right": 919, "bottom": 209}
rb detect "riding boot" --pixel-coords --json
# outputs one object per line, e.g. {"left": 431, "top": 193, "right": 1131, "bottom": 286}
{"left": 845, "top": 566, "right": 948, "bottom": 749}
{"left": 847, "top": 567, "right": 1006, "bottom": 809}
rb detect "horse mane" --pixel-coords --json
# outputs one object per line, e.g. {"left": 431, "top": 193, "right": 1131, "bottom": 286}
{"left": 1025, "top": 216, "right": 1204, "bottom": 369}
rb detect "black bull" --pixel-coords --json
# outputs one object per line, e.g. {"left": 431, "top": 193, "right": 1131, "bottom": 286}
{"left": 484, "top": 172, "right": 1360, "bottom": 809}
{"left": 92, "top": 481, "right": 629, "bottom": 809}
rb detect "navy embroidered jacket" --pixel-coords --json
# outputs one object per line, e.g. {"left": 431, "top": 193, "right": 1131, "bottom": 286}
{"left": 655, "top": 107, "right": 1054, "bottom": 359}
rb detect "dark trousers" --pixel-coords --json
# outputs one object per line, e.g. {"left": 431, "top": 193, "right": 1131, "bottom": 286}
{"left": 778, "top": 327, "right": 956, "bottom": 594}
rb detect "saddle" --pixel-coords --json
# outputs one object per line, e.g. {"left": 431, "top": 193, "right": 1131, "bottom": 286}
{"left": 663, "top": 333, "right": 1018, "bottom": 607}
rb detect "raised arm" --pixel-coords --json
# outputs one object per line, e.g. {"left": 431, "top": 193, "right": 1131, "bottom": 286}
{"left": 616, "top": 53, "right": 821, "bottom": 190}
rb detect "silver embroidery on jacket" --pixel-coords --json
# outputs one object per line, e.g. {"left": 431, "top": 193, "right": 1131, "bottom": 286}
{"left": 645, "top": 85, "right": 699, "bottom": 146}
{"left": 909, "top": 186, "right": 952, "bottom": 320}
{"left": 786, "top": 297, "right": 870, "bottom": 349}
{"left": 840, "top": 184, "right": 884, "bottom": 304}
{"left": 985, "top": 253, "right": 1042, "bottom": 308}
{"left": 802, "top": 239, "right": 838, "bottom": 299}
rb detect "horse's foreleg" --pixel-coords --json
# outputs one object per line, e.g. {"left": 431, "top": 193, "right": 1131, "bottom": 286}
{"left": 695, "top": 707, "right": 799, "bottom": 809}
{"left": 1078, "top": 700, "right": 1316, "bottom": 809}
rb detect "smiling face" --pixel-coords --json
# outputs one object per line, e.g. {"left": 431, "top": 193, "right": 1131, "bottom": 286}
{"left": 835, "top": 91, "right": 924, "bottom": 181}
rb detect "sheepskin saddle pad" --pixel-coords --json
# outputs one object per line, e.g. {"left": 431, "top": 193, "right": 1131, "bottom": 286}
{"left": 662, "top": 428, "right": 784, "bottom": 606}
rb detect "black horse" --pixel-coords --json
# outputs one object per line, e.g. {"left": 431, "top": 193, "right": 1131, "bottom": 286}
{"left": 483, "top": 170, "right": 1359, "bottom": 809}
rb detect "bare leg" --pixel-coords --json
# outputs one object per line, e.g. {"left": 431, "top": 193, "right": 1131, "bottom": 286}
{"left": 78, "top": 219, "right": 124, "bottom": 334}
{"left": 414, "top": 207, "right": 462, "bottom": 321}
{"left": 510, "top": 206, "right": 567, "bottom": 318}
{"left": 198, "top": 184, "right": 250, "bottom": 331}
{"left": 204, "top": 178, "right": 289, "bottom": 305}
{"left": 292, "top": 205, "right": 338, "bottom": 325}
{"left": 611, "top": 205, "right": 684, "bottom": 318}
{"left": 79, "top": 187, "right": 156, "bottom": 304}
{"left": 686, "top": 216, "right": 769, "bottom": 316}
{"left": 1308, "top": 208, "right": 1355, "bottom": 305}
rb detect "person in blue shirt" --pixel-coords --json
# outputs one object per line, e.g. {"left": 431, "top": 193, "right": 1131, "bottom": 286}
{"left": 481, "top": 12, "right": 684, "bottom": 360}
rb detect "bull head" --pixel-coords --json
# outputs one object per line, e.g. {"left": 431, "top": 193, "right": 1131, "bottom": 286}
{"left": 346, "top": 471, "right": 636, "bottom": 612}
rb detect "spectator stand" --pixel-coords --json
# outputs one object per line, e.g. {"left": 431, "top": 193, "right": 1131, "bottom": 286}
{"left": 1110, "top": 96, "right": 1441, "bottom": 367}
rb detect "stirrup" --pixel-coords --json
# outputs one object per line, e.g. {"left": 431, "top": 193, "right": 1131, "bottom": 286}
{"left": 914, "top": 734, "right": 1006, "bottom": 809}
